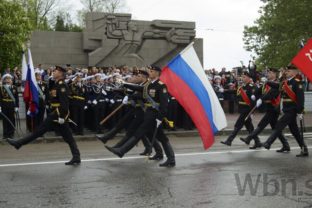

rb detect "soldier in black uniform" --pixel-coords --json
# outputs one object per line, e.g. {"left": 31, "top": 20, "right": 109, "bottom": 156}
{"left": 0, "top": 74, "right": 19, "bottom": 139}
{"left": 7, "top": 66, "right": 81, "bottom": 165}
{"left": 34, "top": 70, "right": 48, "bottom": 130}
{"left": 69, "top": 72, "right": 86, "bottom": 135}
{"left": 262, "top": 65, "right": 308, "bottom": 157}
{"left": 105, "top": 66, "right": 175, "bottom": 167}
{"left": 97, "top": 69, "right": 164, "bottom": 157}
{"left": 240, "top": 68, "right": 290, "bottom": 152}
{"left": 221, "top": 71, "right": 262, "bottom": 148}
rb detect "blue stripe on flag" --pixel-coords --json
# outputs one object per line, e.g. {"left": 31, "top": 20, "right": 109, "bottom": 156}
{"left": 167, "top": 55, "right": 218, "bottom": 133}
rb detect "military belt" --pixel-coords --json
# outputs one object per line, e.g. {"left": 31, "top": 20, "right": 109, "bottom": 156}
{"left": 51, "top": 103, "right": 61, "bottom": 107}
{"left": 73, "top": 96, "right": 85, "bottom": 100}
{"left": 239, "top": 101, "right": 249, "bottom": 105}
{"left": 282, "top": 99, "right": 295, "bottom": 102}
{"left": 2, "top": 98, "right": 13, "bottom": 102}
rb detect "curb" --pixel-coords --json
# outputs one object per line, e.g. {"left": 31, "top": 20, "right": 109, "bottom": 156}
{"left": 1, "top": 127, "right": 311, "bottom": 145}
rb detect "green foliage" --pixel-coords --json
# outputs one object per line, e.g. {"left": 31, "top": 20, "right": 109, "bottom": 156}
{"left": 243, "top": 0, "right": 312, "bottom": 69}
{"left": 0, "top": 0, "right": 32, "bottom": 70}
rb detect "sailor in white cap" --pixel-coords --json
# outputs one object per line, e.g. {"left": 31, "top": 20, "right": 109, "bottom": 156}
{"left": 0, "top": 73, "right": 19, "bottom": 139}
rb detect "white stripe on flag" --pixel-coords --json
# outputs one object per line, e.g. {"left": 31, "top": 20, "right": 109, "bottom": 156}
{"left": 180, "top": 45, "right": 227, "bottom": 130}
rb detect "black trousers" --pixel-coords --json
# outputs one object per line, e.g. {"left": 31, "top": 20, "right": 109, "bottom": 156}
{"left": 256, "top": 108, "right": 288, "bottom": 145}
{"left": 2, "top": 106, "right": 15, "bottom": 138}
{"left": 93, "top": 102, "right": 106, "bottom": 133}
{"left": 234, "top": 110, "right": 255, "bottom": 134}
{"left": 266, "top": 110, "right": 306, "bottom": 147}
{"left": 18, "top": 116, "right": 80, "bottom": 158}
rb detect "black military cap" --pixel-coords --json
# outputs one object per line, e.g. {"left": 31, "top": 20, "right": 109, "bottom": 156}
{"left": 150, "top": 65, "right": 162, "bottom": 72}
{"left": 55, "top": 65, "right": 66, "bottom": 73}
{"left": 138, "top": 69, "right": 149, "bottom": 76}
{"left": 241, "top": 70, "right": 251, "bottom": 77}
{"left": 286, "top": 64, "right": 298, "bottom": 70}
{"left": 267, "top": 67, "right": 279, "bottom": 73}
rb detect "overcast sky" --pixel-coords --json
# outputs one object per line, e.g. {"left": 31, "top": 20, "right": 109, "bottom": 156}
{"left": 68, "top": 0, "right": 263, "bottom": 70}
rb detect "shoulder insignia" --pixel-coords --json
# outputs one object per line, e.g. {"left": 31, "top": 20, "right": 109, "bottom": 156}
{"left": 61, "top": 87, "right": 66, "bottom": 92}
{"left": 163, "top": 87, "right": 167, "bottom": 93}
{"left": 299, "top": 84, "right": 303, "bottom": 89}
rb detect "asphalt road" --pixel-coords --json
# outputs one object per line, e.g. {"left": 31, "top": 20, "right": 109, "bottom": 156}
{"left": 1, "top": 135, "right": 312, "bottom": 208}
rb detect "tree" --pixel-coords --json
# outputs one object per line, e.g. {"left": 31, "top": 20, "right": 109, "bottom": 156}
{"left": 78, "top": 0, "right": 127, "bottom": 27}
{"left": 54, "top": 15, "right": 66, "bottom": 31}
{"left": 54, "top": 12, "right": 83, "bottom": 32}
{"left": 243, "top": 0, "right": 312, "bottom": 69}
{"left": 0, "top": 0, "right": 32, "bottom": 70}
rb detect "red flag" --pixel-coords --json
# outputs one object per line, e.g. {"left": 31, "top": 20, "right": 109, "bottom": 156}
{"left": 292, "top": 37, "right": 312, "bottom": 82}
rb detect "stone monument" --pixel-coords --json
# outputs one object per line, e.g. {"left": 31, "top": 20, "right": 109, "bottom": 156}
{"left": 30, "top": 12, "right": 203, "bottom": 67}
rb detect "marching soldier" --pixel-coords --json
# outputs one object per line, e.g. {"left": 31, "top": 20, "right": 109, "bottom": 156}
{"left": 0, "top": 74, "right": 19, "bottom": 139}
{"left": 97, "top": 69, "right": 164, "bottom": 157}
{"left": 7, "top": 66, "right": 81, "bottom": 165}
{"left": 69, "top": 72, "right": 86, "bottom": 135}
{"left": 221, "top": 71, "right": 262, "bottom": 148}
{"left": 105, "top": 66, "right": 175, "bottom": 167}
{"left": 240, "top": 68, "right": 290, "bottom": 151}
{"left": 262, "top": 65, "right": 308, "bottom": 157}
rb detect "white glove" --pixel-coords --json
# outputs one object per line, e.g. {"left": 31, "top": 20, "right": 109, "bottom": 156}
{"left": 45, "top": 105, "right": 49, "bottom": 109}
{"left": 58, "top": 118, "right": 65, "bottom": 124}
{"left": 256, "top": 99, "right": 262, "bottom": 108}
{"left": 251, "top": 95, "right": 256, "bottom": 101}
{"left": 0, "top": 107, "right": 1, "bottom": 113}
{"left": 84, "top": 106, "right": 88, "bottom": 110}
{"left": 102, "top": 89, "right": 107, "bottom": 95}
{"left": 219, "top": 88, "right": 224, "bottom": 93}
{"left": 87, "top": 100, "right": 92, "bottom": 104}
{"left": 156, "top": 119, "right": 162, "bottom": 127}
{"left": 92, "top": 100, "right": 97, "bottom": 105}
{"left": 110, "top": 99, "right": 115, "bottom": 104}
{"left": 14, "top": 107, "right": 19, "bottom": 112}
{"left": 122, "top": 96, "right": 128, "bottom": 105}
{"left": 298, "top": 114, "right": 303, "bottom": 120}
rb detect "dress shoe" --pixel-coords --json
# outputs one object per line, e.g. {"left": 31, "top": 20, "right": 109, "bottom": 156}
{"left": 65, "top": 158, "right": 81, "bottom": 165}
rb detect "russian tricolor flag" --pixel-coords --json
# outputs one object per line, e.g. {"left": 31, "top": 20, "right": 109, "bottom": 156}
{"left": 160, "top": 43, "right": 227, "bottom": 149}
{"left": 23, "top": 48, "right": 39, "bottom": 116}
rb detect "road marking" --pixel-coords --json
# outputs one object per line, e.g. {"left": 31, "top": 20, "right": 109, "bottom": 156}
{"left": 0, "top": 146, "right": 307, "bottom": 168}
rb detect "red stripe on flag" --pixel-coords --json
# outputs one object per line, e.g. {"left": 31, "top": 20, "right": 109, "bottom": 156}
{"left": 292, "top": 37, "right": 312, "bottom": 82}
{"left": 160, "top": 66, "right": 215, "bottom": 149}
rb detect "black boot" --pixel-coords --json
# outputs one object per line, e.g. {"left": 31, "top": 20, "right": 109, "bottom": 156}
{"left": 65, "top": 157, "right": 81, "bottom": 165}
{"left": 276, "top": 144, "right": 291, "bottom": 153}
{"left": 262, "top": 132, "right": 279, "bottom": 150}
{"left": 221, "top": 128, "right": 239, "bottom": 146}
{"left": 140, "top": 137, "right": 152, "bottom": 156}
{"left": 105, "top": 136, "right": 140, "bottom": 158}
{"left": 159, "top": 142, "right": 175, "bottom": 167}
{"left": 149, "top": 154, "right": 164, "bottom": 161}
{"left": 6, "top": 138, "right": 22, "bottom": 150}
{"left": 149, "top": 141, "right": 163, "bottom": 160}
{"left": 249, "top": 136, "right": 262, "bottom": 149}
{"left": 113, "top": 136, "right": 129, "bottom": 148}
{"left": 240, "top": 136, "right": 252, "bottom": 145}
{"left": 296, "top": 146, "right": 309, "bottom": 157}
{"left": 96, "top": 127, "right": 119, "bottom": 144}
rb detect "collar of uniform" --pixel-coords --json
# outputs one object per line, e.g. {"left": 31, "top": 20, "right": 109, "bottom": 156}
{"left": 288, "top": 76, "right": 295, "bottom": 81}
{"left": 151, "top": 78, "right": 159, "bottom": 84}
